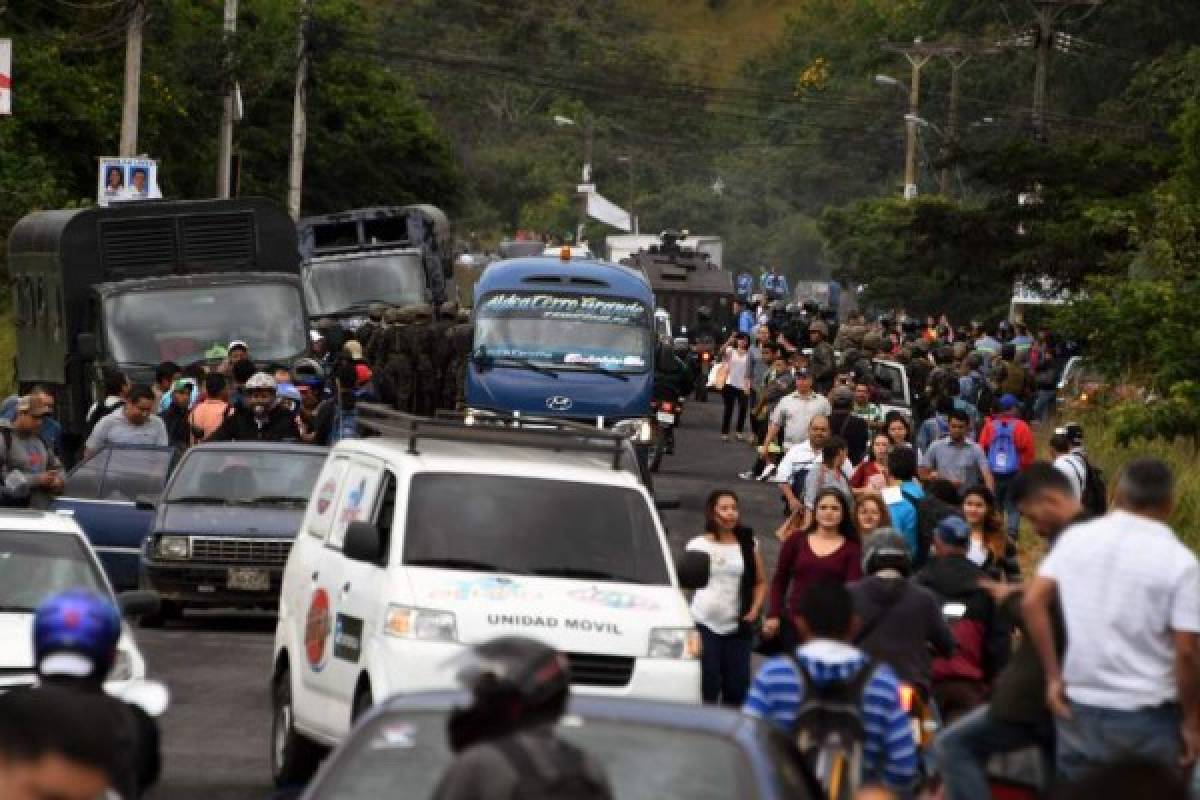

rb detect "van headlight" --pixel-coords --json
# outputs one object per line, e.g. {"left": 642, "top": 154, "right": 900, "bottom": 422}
{"left": 384, "top": 605, "right": 458, "bottom": 642}
{"left": 648, "top": 628, "right": 701, "bottom": 659}
{"left": 156, "top": 536, "right": 190, "bottom": 560}
{"left": 613, "top": 418, "right": 654, "bottom": 444}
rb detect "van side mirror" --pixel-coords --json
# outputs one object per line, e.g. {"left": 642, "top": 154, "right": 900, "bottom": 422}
{"left": 135, "top": 494, "right": 158, "bottom": 512}
{"left": 77, "top": 333, "right": 97, "bottom": 360}
{"left": 676, "top": 551, "right": 710, "bottom": 591}
{"left": 344, "top": 521, "right": 383, "bottom": 565}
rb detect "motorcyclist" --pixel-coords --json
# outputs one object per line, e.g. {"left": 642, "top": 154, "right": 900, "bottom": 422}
{"left": 654, "top": 339, "right": 695, "bottom": 400}
{"left": 210, "top": 373, "right": 301, "bottom": 443}
{"left": 29, "top": 590, "right": 161, "bottom": 799}
{"left": 916, "top": 516, "right": 1009, "bottom": 723}
{"left": 689, "top": 306, "right": 720, "bottom": 346}
{"left": 850, "top": 530, "right": 955, "bottom": 700}
{"left": 432, "top": 636, "right": 612, "bottom": 800}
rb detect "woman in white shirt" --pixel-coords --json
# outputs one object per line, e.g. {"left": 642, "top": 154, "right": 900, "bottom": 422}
{"left": 686, "top": 489, "right": 767, "bottom": 706}
{"left": 719, "top": 333, "right": 754, "bottom": 442}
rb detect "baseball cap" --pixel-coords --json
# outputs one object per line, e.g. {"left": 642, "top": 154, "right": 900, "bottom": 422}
{"left": 997, "top": 394, "right": 1018, "bottom": 411}
{"left": 795, "top": 367, "right": 811, "bottom": 379}
{"left": 170, "top": 379, "right": 193, "bottom": 394}
{"left": 16, "top": 395, "right": 51, "bottom": 417}
{"left": 934, "top": 515, "right": 971, "bottom": 547}
{"left": 227, "top": 340, "right": 249, "bottom": 353}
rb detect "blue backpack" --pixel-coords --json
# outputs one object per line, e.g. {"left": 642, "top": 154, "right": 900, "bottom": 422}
{"left": 987, "top": 419, "right": 1020, "bottom": 476}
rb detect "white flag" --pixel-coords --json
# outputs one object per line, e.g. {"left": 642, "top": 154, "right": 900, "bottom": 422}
{"left": 584, "top": 189, "right": 632, "bottom": 232}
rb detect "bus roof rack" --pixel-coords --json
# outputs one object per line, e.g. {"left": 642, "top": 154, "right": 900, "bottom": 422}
{"left": 355, "top": 404, "right": 635, "bottom": 474}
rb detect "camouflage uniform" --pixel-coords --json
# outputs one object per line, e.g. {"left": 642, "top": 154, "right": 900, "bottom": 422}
{"left": 445, "top": 311, "right": 474, "bottom": 410}
{"left": 383, "top": 306, "right": 417, "bottom": 412}
{"left": 409, "top": 304, "right": 438, "bottom": 416}
{"left": 429, "top": 301, "right": 458, "bottom": 412}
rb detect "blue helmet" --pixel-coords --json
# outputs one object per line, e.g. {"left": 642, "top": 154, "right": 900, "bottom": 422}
{"left": 33, "top": 590, "right": 121, "bottom": 681}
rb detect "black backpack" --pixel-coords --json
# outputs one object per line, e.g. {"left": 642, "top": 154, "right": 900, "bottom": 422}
{"left": 1066, "top": 454, "right": 1108, "bottom": 515}
{"left": 788, "top": 656, "right": 880, "bottom": 800}
{"left": 902, "top": 490, "right": 962, "bottom": 570}
{"left": 494, "top": 735, "right": 611, "bottom": 800}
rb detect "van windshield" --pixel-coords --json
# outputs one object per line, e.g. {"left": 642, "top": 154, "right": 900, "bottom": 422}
{"left": 403, "top": 474, "right": 669, "bottom": 586}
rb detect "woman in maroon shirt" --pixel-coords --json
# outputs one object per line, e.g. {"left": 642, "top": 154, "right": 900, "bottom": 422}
{"left": 761, "top": 487, "right": 861, "bottom": 650}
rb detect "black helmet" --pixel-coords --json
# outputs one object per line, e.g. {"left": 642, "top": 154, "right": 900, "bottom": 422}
{"left": 446, "top": 636, "right": 570, "bottom": 752}
{"left": 862, "top": 529, "right": 913, "bottom": 577}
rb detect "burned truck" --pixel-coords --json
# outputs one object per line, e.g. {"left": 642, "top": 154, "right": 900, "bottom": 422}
{"left": 297, "top": 205, "right": 453, "bottom": 325}
{"left": 9, "top": 198, "right": 309, "bottom": 454}
{"left": 619, "top": 230, "right": 735, "bottom": 335}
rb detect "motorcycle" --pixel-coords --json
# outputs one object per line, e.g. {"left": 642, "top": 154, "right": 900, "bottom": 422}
{"left": 691, "top": 343, "right": 714, "bottom": 403}
{"left": 648, "top": 386, "right": 682, "bottom": 472}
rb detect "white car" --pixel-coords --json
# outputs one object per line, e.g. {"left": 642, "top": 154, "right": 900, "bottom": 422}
{"left": 270, "top": 411, "right": 708, "bottom": 785}
{"left": 0, "top": 510, "right": 155, "bottom": 695}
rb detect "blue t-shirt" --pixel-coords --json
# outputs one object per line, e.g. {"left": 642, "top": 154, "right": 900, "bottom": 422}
{"left": 887, "top": 479, "right": 924, "bottom": 559}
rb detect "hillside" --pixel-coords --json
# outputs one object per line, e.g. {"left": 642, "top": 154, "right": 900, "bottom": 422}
{"left": 625, "top": 0, "right": 795, "bottom": 84}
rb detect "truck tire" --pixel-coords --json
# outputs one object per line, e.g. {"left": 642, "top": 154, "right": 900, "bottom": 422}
{"left": 271, "top": 666, "right": 325, "bottom": 787}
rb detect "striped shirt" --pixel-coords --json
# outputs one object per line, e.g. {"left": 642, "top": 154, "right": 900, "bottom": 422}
{"left": 743, "top": 639, "right": 918, "bottom": 790}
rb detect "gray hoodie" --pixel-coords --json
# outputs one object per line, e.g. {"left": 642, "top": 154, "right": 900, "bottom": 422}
{"left": 849, "top": 573, "right": 954, "bottom": 695}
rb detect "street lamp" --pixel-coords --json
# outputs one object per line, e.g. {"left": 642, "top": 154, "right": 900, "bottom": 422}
{"left": 551, "top": 112, "right": 594, "bottom": 244}
{"left": 874, "top": 74, "right": 903, "bottom": 89}
{"left": 553, "top": 114, "right": 576, "bottom": 128}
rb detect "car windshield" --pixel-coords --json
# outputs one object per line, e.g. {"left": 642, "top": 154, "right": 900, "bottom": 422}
{"left": 0, "top": 531, "right": 108, "bottom": 612}
{"left": 475, "top": 291, "right": 652, "bottom": 373}
{"left": 166, "top": 449, "right": 326, "bottom": 506}
{"left": 104, "top": 283, "right": 309, "bottom": 366}
{"left": 304, "top": 252, "right": 426, "bottom": 316}
{"left": 316, "top": 710, "right": 755, "bottom": 799}
{"left": 403, "top": 474, "right": 669, "bottom": 585}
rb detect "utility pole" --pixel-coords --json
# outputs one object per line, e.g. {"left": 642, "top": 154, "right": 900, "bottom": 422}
{"left": 939, "top": 42, "right": 1002, "bottom": 195}
{"left": 1027, "top": 0, "right": 1103, "bottom": 140}
{"left": 286, "top": 0, "right": 313, "bottom": 220}
{"left": 576, "top": 116, "right": 593, "bottom": 246}
{"left": 617, "top": 154, "right": 635, "bottom": 234}
{"left": 216, "top": 0, "right": 238, "bottom": 198}
{"left": 119, "top": 0, "right": 144, "bottom": 157}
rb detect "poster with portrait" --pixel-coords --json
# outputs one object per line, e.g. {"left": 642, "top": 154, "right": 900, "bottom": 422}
{"left": 97, "top": 157, "right": 163, "bottom": 206}
{"left": 0, "top": 39, "right": 11, "bottom": 116}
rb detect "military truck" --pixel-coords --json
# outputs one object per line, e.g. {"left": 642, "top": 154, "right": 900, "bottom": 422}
{"left": 297, "top": 205, "right": 452, "bottom": 324}
{"left": 9, "top": 198, "right": 309, "bottom": 455}
{"left": 618, "top": 230, "right": 734, "bottom": 335}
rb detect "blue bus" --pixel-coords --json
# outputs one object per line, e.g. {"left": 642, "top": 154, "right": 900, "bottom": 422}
{"left": 467, "top": 255, "right": 656, "bottom": 446}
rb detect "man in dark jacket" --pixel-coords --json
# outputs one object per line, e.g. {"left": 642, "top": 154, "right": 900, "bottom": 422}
{"left": 916, "top": 516, "right": 1008, "bottom": 723}
{"left": 828, "top": 388, "right": 870, "bottom": 466}
{"left": 851, "top": 529, "right": 954, "bottom": 698}
{"left": 935, "top": 463, "right": 1082, "bottom": 800}
{"left": 159, "top": 380, "right": 194, "bottom": 449}
{"left": 210, "top": 373, "right": 300, "bottom": 443}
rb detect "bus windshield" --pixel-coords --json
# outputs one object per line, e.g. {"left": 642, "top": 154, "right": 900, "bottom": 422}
{"left": 474, "top": 291, "right": 652, "bottom": 373}
{"left": 105, "top": 283, "right": 309, "bottom": 365}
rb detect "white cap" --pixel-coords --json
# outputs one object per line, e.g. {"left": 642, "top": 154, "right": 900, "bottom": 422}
{"left": 227, "top": 340, "right": 249, "bottom": 353}
{"left": 244, "top": 372, "right": 277, "bottom": 392}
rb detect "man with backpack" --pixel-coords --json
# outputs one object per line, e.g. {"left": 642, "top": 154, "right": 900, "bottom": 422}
{"left": 433, "top": 636, "right": 612, "bottom": 800}
{"left": 744, "top": 580, "right": 918, "bottom": 796}
{"left": 1051, "top": 423, "right": 1108, "bottom": 514}
{"left": 920, "top": 409, "right": 995, "bottom": 493}
{"left": 979, "top": 394, "right": 1036, "bottom": 538}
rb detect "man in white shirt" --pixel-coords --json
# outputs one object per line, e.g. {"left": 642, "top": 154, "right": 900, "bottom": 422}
{"left": 1023, "top": 458, "right": 1200, "bottom": 782}
{"left": 774, "top": 416, "right": 852, "bottom": 515}
{"left": 760, "top": 369, "right": 831, "bottom": 458}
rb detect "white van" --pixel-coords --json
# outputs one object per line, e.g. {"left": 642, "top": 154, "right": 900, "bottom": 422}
{"left": 270, "top": 411, "right": 707, "bottom": 784}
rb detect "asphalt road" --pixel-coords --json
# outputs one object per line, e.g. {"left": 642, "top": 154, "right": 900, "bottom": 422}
{"left": 141, "top": 398, "right": 783, "bottom": 799}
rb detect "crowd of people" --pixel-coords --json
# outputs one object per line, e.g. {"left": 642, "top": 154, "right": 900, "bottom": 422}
{"left": 681, "top": 307, "right": 1200, "bottom": 797}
